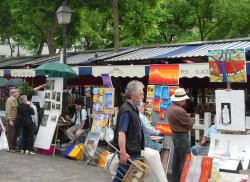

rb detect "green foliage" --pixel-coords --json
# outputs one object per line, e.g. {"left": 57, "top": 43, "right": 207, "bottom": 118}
{"left": 19, "top": 80, "right": 33, "bottom": 95}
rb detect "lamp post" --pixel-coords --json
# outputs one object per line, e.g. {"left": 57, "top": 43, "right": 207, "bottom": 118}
{"left": 56, "top": 2, "right": 72, "bottom": 117}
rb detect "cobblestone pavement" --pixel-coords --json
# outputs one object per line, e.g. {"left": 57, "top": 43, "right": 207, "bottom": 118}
{"left": 0, "top": 150, "right": 112, "bottom": 182}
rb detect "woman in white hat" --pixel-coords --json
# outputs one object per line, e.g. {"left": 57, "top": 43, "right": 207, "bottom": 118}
{"left": 167, "top": 88, "right": 194, "bottom": 182}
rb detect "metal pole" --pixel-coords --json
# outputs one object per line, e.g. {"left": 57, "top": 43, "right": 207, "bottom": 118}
{"left": 63, "top": 24, "right": 67, "bottom": 64}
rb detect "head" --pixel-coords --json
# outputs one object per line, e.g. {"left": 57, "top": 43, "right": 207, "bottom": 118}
{"left": 19, "top": 95, "right": 27, "bottom": 104}
{"left": 74, "top": 99, "right": 83, "bottom": 111}
{"left": 26, "top": 92, "right": 33, "bottom": 101}
{"left": 125, "top": 80, "right": 144, "bottom": 107}
{"left": 138, "top": 103, "right": 147, "bottom": 114}
{"left": 171, "top": 88, "right": 189, "bottom": 107}
{"left": 10, "top": 89, "right": 20, "bottom": 99}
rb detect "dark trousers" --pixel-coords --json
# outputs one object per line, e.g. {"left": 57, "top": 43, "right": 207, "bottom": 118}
{"left": 172, "top": 132, "right": 191, "bottom": 182}
{"left": 22, "top": 124, "right": 34, "bottom": 151}
{"left": 7, "top": 120, "right": 19, "bottom": 150}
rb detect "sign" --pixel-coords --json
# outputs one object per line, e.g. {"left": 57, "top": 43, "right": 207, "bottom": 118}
{"left": 11, "top": 69, "right": 36, "bottom": 77}
{"left": 179, "top": 63, "right": 209, "bottom": 78}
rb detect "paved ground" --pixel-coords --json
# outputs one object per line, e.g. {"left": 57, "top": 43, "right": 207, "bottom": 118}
{"left": 0, "top": 149, "right": 112, "bottom": 182}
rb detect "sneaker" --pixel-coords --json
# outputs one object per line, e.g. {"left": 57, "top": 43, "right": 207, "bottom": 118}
{"left": 21, "top": 150, "right": 25, "bottom": 154}
{"left": 25, "top": 150, "right": 35, "bottom": 155}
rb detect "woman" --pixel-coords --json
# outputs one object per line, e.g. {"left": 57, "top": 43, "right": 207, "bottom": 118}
{"left": 17, "top": 95, "right": 35, "bottom": 155}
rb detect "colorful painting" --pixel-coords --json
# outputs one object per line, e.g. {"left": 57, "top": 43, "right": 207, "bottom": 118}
{"left": 160, "top": 103, "right": 167, "bottom": 110}
{"left": 208, "top": 49, "right": 247, "bottom": 82}
{"left": 93, "top": 95, "right": 97, "bottom": 103}
{"left": 45, "top": 92, "right": 51, "bottom": 99}
{"left": 169, "top": 86, "right": 179, "bottom": 96}
{"left": 155, "top": 123, "right": 173, "bottom": 135}
{"left": 161, "top": 86, "right": 169, "bottom": 100}
{"left": 147, "top": 85, "right": 155, "bottom": 98}
{"left": 99, "top": 88, "right": 103, "bottom": 95}
{"left": 50, "top": 114, "right": 57, "bottom": 122}
{"left": 159, "top": 110, "right": 165, "bottom": 120}
{"left": 93, "top": 87, "right": 97, "bottom": 95}
{"left": 180, "top": 154, "right": 213, "bottom": 182}
{"left": 91, "top": 113, "right": 108, "bottom": 140}
{"left": 105, "top": 93, "right": 113, "bottom": 109}
{"left": 146, "top": 98, "right": 153, "bottom": 110}
{"left": 46, "top": 80, "right": 55, "bottom": 90}
{"left": 153, "top": 99, "right": 160, "bottom": 112}
{"left": 154, "top": 86, "right": 161, "bottom": 99}
{"left": 44, "top": 101, "right": 51, "bottom": 110}
{"left": 148, "top": 64, "right": 179, "bottom": 85}
{"left": 41, "top": 114, "right": 49, "bottom": 127}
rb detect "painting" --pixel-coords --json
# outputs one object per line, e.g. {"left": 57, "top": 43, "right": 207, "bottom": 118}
{"left": 52, "top": 91, "right": 56, "bottom": 100}
{"left": 159, "top": 110, "right": 165, "bottom": 120}
{"left": 160, "top": 103, "right": 167, "bottom": 110}
{"left": 50, "top": 114, "right": 57, "bottom": 122}
{"left": 40, "top": 114, "right": 49, "bottom": 127}
{"left": 146, "top": 98, "right": 153, "bottom": 110}
{"left": 155, "top": 123, "right": 173, "bottom": 135}
{"left": 208, "top": 49, "right": 247, "bottom": 82}
{"left": 46, "top": 80, "right": 55, "bottom": 90}
{"left": 105, "top": 93, "right": 113, "bottom": 109}
{"left": 52, "top": 102, "right": 56, "bottom": 110}
{"left": 208, "top": 134, "right": 250, "bottom": 170}
{"left": 169, "top": 86, "right": 179, "bottom": 96}
{"left": 56, "top": 92, "right": 61, "bottom": 102}
{"left": 161, "top": 86, "right": 169, "bottom": 100}
{"left": 145, "top": 110, "right": 152, "bottom": 123}
{"left": 44, "top": 101, "right": 51, "bottom": 110}
{"left": 215, "top": 90, "right": 245, "bottom": 131}
{"left": 153, "top": 99, "right": 160, "bottom": 112}
{"left": 149, "top": 64, "right": 179, "bottom": 85}
{"left": 147, "top": 85, "right": 155, "bottom": 98}
{"left": 91, "top": 113, "right": 108, "bottom": 140}
{"left": 56, "top": 104, "right": 61, "bottom": 110}
{"left": 45, "top": 92, "right": 51, "bottom": 99}
{"left": 154, "top": 86, "right": 161, "bottom": 99}
{"left": 180, "top": 154, "right": 213, "bottom": 182}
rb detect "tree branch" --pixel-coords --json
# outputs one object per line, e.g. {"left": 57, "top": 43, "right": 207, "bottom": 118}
{"left": 204, "top": 18, "right": 227, "bottom": 39}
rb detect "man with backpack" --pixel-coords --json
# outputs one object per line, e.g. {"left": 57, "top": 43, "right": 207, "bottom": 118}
{"left": 65, "top": 99, "right": 89, "bottom": 143}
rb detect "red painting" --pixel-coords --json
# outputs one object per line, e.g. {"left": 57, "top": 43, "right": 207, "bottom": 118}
{"left": 169, "top": 86, "right": 179, "bottom": 96}
{"left": 159, "top": 110, "right": 165, "bottom": 120}
{"left": 155, "top": 123, "right": 173, "bottom": 135}
{"left": 153, "top": 99, "right": 160, "bottom": 112}
{"left": 180, "top": 154, "right": 213, "bottom": 182}
{"left": 149, "top": 64, "right": 179, "bottom": 85}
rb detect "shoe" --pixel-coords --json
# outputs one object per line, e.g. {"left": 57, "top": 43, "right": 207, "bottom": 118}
{"left": 15, "top": 148, "right": 21, "bottom": 152}
{"left": 25, "top": 150, "right": 35, "bottom": 155}
{"left": 9, "top": 149, "right": 16, "bottom": 153}
{"left": 21, "top": 150, "right": 25, "bottom": 154}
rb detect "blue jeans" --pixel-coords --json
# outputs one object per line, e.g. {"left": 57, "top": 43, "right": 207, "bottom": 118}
{"left": 191, "top": 145, "right": 202, "bottom": 155}
{"left": 113, "top": 156, "right": 137, "bottom": 182}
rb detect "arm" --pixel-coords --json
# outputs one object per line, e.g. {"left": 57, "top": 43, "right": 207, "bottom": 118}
{"left": 0, "top": 119, "right": 6, "bottom": 132}
{"left": 78, "top": 108, "right": 87, "bottom": 130}
{"left": 33, "top": 105, "right": 38, "bottom": 127}
{"left": 140, "top": 114, "right": 160, "bottom": 136}
{"left": 34, "top": 84, "right": 46, "bottom": 94}
{"left": 200, "top": 136, "right": 207, "bottom": 145}
{"left": 118, "top": 131, "right": 130, "bottom": 165}
{"left": 5, "top": 99, "right": 13, "bottom": 126}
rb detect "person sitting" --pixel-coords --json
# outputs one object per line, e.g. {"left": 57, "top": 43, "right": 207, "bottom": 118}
{"left": 138, "top": 103, "right": 162, "bottom": 152}
{"left": 192, "top": 124, "right": 221, "bottom": 156}
{"left": 65, "top": 99, "right": 90, "bottom": 143}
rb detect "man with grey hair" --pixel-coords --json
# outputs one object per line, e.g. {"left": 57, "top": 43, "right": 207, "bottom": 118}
{"left": 6, "top": 89, "right": 20, "bottom": 153}
{"left": 167, "top": 88, "right": 193, "bottom": 182}
{"left": 112, "top": 80, "right": 145, "bottom": 182}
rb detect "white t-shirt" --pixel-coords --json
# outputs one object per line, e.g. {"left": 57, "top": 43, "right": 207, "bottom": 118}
{"left": 37, "top": 91, "right": 45, "bottom": 108}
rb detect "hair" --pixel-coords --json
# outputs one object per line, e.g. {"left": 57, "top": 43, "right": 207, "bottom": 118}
{"left": 10, "top": 89, "right": 19, "bottom": 96}
{"left": 125, "top": 80, "right": 144, "bottom": 99}
{"left": 26, "top": 92, "right": 33, "bottom": 101}
{"left": 19, "top": 95, "right": 27, "bottom": 104}
{"left": 172, "top": 101, "right": 182, "bottom": 106}
{"left": 75, "top": 99, "right": 83, "bottom": 106}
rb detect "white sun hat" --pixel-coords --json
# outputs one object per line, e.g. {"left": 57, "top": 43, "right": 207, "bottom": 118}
{"left": 170, "top": 88, "right": 190, "bottom": 102}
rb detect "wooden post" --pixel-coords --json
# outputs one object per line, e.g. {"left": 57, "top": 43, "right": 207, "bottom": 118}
{"left": 225, "top": 82, "right": 232, "bottom": 91}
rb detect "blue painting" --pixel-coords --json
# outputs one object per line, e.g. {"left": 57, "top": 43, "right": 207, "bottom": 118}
{"left": 162, "top": 86, "right": 169, "bottom": 100}
{"left": 154, "top": 86, "right": 161, "bottom": 99}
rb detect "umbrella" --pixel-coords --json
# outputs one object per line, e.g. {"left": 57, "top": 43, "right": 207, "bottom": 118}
{"left": 0, "top": 78, "right": 8, "bottom": 86}
{"left": 34, "top": 62, "right": 78, "bottom": 80}
{"left": 5, "top": 78, "right": 23, "bottom": 87}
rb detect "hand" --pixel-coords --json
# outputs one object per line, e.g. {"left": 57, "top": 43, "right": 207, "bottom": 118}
{"left": 29, "top": 102, "right": 33, "bottom": 107}
{"left": 42, "top": 84, "right": 46, "bottom": 88}
{"left": 2, "top": 128, "right": 6, "bottom": 132}
{"left": 9, "top": 120, "right": 13, "bottom": 127}
{"left": 120, "top": 152, "right": 130, "bottom": 165}
{"left": 65, "top": 115, "right": 70, "bottom": 121}
{"left": 35, "top": 126, "right": 38, "bottom": 130}
{"left": 77, "top": 128, "right": 82, "bottom": 131}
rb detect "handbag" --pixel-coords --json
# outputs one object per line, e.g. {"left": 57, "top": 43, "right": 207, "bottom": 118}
{"left": 0, "top": 131, "right": 9, "bottom": 150}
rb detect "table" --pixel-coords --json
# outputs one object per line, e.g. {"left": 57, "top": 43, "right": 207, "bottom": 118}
{"left": 54, "top": 122, "right": 69, "bottom": 147}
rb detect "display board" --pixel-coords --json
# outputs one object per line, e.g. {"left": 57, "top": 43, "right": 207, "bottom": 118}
{"left": 215, "top": 90, "right": 245, "bottom": 131}
{"left": 34, "top": 77, "right": 63, "bottom": 150}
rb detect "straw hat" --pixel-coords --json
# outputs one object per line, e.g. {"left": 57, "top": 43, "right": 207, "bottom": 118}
{"left": 170, "top": 88, "right": 189, "bottom": 102}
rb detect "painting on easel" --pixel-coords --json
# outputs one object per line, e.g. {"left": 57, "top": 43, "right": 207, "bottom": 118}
{"left": 215, "top": 90, "right": 245, "bottom": 131}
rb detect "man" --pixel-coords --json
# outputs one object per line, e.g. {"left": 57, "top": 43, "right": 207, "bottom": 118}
{"left": 112, "top": 80, "right": 145, "bottom": 182}
{"left": 18, "top": 93, "right": 38, "bottom": 150}
{"left": 33, "top": 84, "right": 46, "bottom": 126}
{"left": 167, "top": 88, "right": 193, "bottom": 182}
{"left": 65, "top": 99, "right": 89, "bottom": 143}
{"left": 192, "top": 125, "right": 221, "bottom": 156}
{"left": 5, "top": 89, "right": 20, "bottom": 153}
{"left": 138, "top": 103, "right": 161, "bottom": 152}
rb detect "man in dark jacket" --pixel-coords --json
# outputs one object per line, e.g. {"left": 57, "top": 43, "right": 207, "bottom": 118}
{"left": 112, "top": 80, "right": 145, "bottom": 182}
{"left": 167, "top": 88, "right": 194, "bottom": 182}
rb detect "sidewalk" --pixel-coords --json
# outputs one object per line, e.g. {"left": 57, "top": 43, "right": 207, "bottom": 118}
{"left": 0, "top": 150, "right": 112, "bottom": 182}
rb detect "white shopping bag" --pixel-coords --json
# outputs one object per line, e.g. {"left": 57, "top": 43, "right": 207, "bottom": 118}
{"left": 0, "top": 131, "right": 9, "bottom": 151}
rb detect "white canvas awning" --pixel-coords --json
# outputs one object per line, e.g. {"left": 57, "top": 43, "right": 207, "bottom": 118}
{"left": 179, "top": 63, "right": 209, "bottom": 78}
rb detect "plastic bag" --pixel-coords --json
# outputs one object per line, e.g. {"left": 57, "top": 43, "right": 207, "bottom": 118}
{"left": 0, "top": 131, "right": 9, "bottom": 151}
{"left": 105, "top": 123, "right": 114, "bottom": 142}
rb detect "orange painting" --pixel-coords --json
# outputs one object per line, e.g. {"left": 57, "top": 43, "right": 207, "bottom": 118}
{"left": 149, "top": 64, "right": 179, "bottom": 85}
{"left": 153, "top": 99, "right": 160, "bottom": 112}
{"left": 159, "top": 110, "right": 165, "bottom": 120}
{"left": 155, "top": 123, "right": 173, "bottom": 135}
{"left": 169, "top": 86, "right": 179, "bottom": 96}
{"left": 180, "top": 154, "right": 213, "bottom": 182}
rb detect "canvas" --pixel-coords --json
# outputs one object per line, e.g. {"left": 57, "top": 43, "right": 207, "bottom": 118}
{"left": 208, "top": 134, "right": 250, "bottom": 170}
{"left": 180, "top": 154, "right": 213, "bottom": 182}
{"left": 215, "top": 90, "right": 245, "bottom": 131}
{"left": 208, "top": 49, "right": 247, "bottom": 83}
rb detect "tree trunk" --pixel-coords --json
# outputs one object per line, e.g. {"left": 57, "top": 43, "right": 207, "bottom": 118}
{"left": 8, "top": 38, "right": 13, "bottom": 57}
{"left": 47, "top": 13, "right": 57, "bottom": 57}
{"left": 111, "top": 0, "right": 119, "bottom": 53}
{"left": 37, "top": 41, "right": 44, "bottom": 55}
